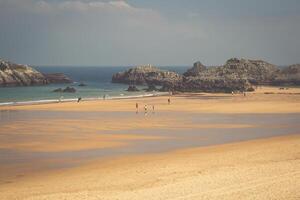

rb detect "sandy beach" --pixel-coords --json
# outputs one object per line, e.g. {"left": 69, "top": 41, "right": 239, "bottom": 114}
{"left": 2, "top": 0, "right": 300, "bottom": 198}
{"left": 1, "top": 135, "right": 299, "bottom": 200}
{"left": 0, "top": 86, "right": 300, "bottom": 199}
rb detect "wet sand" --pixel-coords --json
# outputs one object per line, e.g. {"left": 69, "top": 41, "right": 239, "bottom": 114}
{"left": 1, "top": 135, "right": 299, "bottom": 200}
{"left": 0, "top": 86, "right": 300, "bottom": 199}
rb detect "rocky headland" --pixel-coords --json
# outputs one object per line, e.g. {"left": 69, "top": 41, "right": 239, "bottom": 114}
{"left": 0, "top": 58, "right": 72, "bottom": 87}
{"left": 0, "top": 59, "right": 47, "bottom": 87}
{"left": 112, "top": 58, "right": 300, "bottom": 93}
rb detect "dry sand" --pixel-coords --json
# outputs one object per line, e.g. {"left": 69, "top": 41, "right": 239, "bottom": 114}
{"left": 0, "top": 86, "right": 300, "bottom": 199}
{"left": 0, "top": 135, "right": 299, "bottom": 200}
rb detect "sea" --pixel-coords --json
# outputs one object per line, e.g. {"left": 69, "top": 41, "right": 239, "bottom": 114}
{"left": 0, "top": 66, "right": 188, "bottom": 105}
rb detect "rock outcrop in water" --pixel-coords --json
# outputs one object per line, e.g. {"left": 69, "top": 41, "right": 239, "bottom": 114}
{"left": 78, "top": 83, "right": 87, "bottom": 87}
{"left": 0, "top": 58, "right": 72, "bottom": 87}
{"left": 126, "top": 85, "right": 139, "bottom": 92}
{"left": 53, "top": 86, "right": 76, "bottom": 93}
{"left": 112, "top": 58, "right": 300, "bottom": 93}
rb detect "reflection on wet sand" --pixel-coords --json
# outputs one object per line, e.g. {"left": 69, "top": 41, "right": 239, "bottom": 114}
{"left": 0, "top": 109, "right": 299, "bottom": 183}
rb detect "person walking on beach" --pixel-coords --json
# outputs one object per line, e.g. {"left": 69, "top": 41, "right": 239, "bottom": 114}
{"left": 136, "top": 102, "right": 139, "bottom": 113}
{"left": 168, "top": 97, "right": 171, "bottom": 105}
{"left": 77, "top": 97, "right": 82, "bottom": 103}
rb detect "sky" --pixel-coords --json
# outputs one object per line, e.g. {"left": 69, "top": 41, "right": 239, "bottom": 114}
{"left": 0, "top": 0, "right": 299, "bottom": 66}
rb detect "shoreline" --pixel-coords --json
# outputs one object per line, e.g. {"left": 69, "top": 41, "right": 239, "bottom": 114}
{"left": 2, "top": 85, "right": 299, "bottom": 108}
{"left": 0, "top": 92, "right": 169, "bottom": 107}
{"left": 1, "top": 86, "right": 300, "bottom": 113}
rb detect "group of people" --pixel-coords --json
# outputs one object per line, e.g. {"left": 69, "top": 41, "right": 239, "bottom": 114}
{"left": 60, "top": 95, "right": 172, "bottom": 111}
{"left": 231, "top": 91, "right": 247, "bottom": 97}
{"left": 135, "top": 97, "right": 171, "bottom": 114}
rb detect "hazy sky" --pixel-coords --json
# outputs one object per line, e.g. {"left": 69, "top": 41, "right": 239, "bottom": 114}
{"left": 0, "top": 0, "right": 299, "bottom": 66}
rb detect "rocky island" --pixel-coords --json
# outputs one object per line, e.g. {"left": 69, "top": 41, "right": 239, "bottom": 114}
{"left": 112, "top": 58, "right": 300, "bottom": 93}
{"left": 0, "top": 58, "right": 72, "bottom": 87}
{"left": 112, "top": 64, "right": 182, "bottom": 86}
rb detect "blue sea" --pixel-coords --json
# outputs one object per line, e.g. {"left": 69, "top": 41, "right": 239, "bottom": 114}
{"left": 0, "top": 66, "right": 188, "bottom": 105}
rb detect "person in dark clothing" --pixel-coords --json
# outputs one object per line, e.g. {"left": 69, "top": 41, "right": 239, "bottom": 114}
{"left": 136, "top": 102, "right": 139, "bottom": 113}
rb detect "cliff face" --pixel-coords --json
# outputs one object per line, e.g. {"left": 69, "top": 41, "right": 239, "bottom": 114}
{"left": 0, "top": 59, "right": 47, "bottom": 87}
{"left": 0, "top": 59, "right": 72, "bottom": 87}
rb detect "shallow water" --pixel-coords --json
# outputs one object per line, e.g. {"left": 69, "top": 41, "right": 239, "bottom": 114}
{"left": 0, "top": 66, "right": 187, "bottom": 104}
{"left": 0, "top": 110, "right": 299, "bottom": 181}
